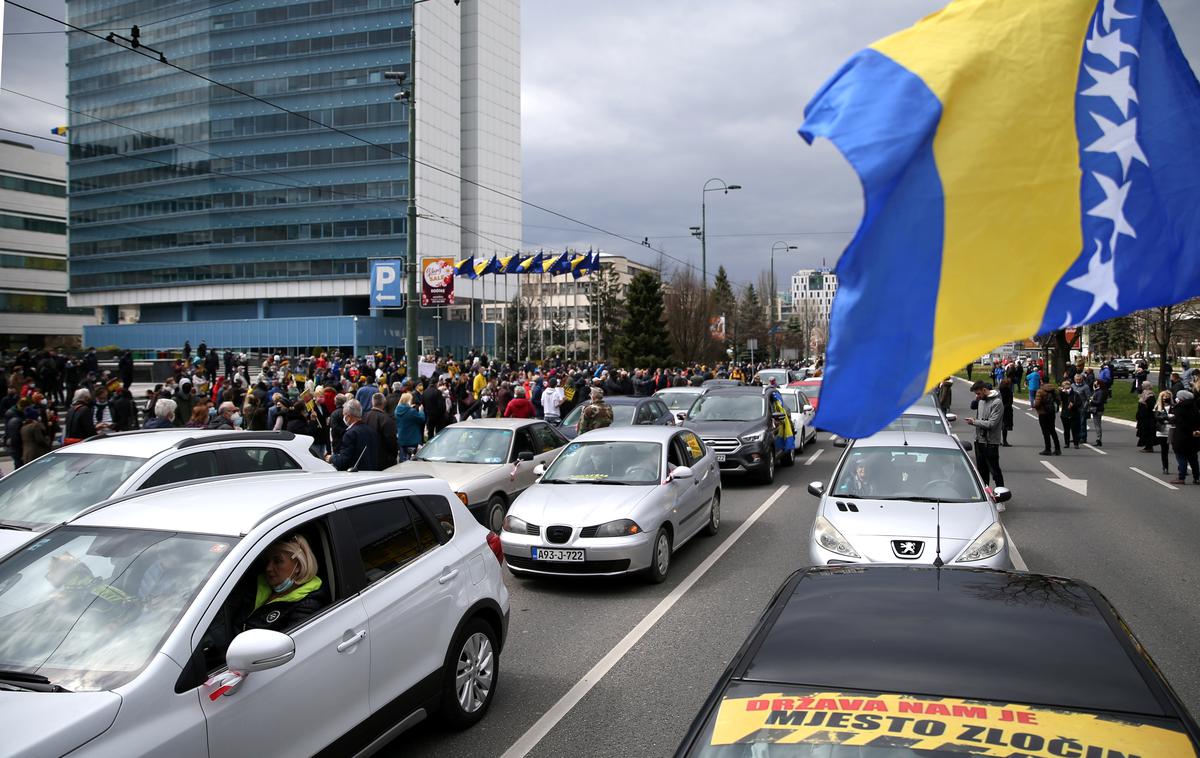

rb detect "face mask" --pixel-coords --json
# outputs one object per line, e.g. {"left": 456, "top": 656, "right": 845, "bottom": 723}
{"left": 232, "top": 413, "right": 243, "bottom": 426}
{"left": 272, "top": 577, "right": 295, "bottom": 594}
{"left": 208, "top": 407, "right": 217, "bottom": 418}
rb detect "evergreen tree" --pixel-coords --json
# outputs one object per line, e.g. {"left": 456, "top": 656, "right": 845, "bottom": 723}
{"left": 738, "top": 284, "right": 768, "bottom": 361}
{"left": 587, "top": 263, "right": 624, "bottom": 362}
{"left": 1107, "top": 315, "right": 1137, "bottom": 357}
{"left": 613, "top": 270, "right": 672, "bottom": 368}
{"left": 710, "top": 266, "right": 738, "bottom": 355}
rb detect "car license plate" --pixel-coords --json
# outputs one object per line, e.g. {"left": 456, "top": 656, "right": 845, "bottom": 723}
{"left": 532, "top": 547, "right": 584, "bottom": 562}
{"left": 715, "top": 454, "right": 726, "bottom": 462}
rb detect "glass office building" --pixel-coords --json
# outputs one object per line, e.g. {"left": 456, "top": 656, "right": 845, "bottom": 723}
{"left": 65, "top": 0, "right": 520, "bottom": 354}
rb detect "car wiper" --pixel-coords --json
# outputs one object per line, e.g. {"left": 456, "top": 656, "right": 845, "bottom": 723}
{"left": 0, "top": 521, "right": 33, "bottom": 531}
{"left": 539, "top": 478, "right": 572, "bottom": 484}
{"left": 0, "top": 670, "right": 70, "bottom": 692}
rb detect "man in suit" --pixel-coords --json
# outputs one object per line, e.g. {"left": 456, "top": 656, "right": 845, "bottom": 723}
{"left": 327, "top": 399, "right": 377, "bottom": 471}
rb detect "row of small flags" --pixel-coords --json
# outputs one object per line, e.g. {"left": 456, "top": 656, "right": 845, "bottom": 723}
{"left": 455, "top": 249, "right": 601, "bottom": 280}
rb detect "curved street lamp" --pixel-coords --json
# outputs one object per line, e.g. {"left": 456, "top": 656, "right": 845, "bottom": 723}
{"left": 770, "top": 241, "right": 798, "bottom": 361}
{"left": 697, "top": 178, "right": 741, "bottom": 294}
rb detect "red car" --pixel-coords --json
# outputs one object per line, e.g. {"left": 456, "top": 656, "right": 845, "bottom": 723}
{"left": 790, "top": 379, "right": 823, "bottom": 410}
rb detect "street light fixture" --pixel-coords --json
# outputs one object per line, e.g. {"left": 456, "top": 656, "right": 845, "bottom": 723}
{"left": 770, "top": 241, "right": 798, "bottom": 361}
{"left": 697, "top": 178, "right": 741, "bottom": 295}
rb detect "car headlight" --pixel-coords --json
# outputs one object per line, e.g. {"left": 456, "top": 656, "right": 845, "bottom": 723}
{"left": 502, "top": 514, "right": 529, "bottom": 534}
{"left": 813, "top": 515, "right": 860, "bottom": 558}
{"left": 955, "top": 521, "right": 1005, "bottom": 563}
{"left": 593, "top": 519, "right": 642, "bottom": 537}
{"left": 740, "top": 429, "right": 766, "bottom": 444}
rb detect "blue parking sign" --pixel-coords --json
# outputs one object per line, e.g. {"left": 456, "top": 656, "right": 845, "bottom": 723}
{"left": 370, "top": 259, "right": 404, "bottom": 308}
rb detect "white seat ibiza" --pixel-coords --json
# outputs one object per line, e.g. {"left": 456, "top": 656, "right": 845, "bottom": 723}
{"left": 0, "top": 471, "right": 509, "bottom": 757}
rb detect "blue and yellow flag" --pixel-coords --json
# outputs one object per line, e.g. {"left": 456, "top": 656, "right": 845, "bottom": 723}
{"left": 546, "top": 251, "right": 572, "bottom": 275}
{"left": 518, "top": 251, "right": 544, "bottom": 274}
{"left": 455, "top": 256, "right": 477, "bottom": 279}
{"left": 800, "top": 0, "right": 1200, "bottom": 439}
{"left": 500, "top": 254, "right": 524, "bottom": 274}
{"left": 473, "top": 254, "right": 501, "bottom": 277}
{"left": 569, "top": 252, "right": 589, "bottom": 279}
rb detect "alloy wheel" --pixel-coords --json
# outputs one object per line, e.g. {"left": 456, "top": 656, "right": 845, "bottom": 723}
{"left": 455, "top": 632, "right": 494, "bottom": 713}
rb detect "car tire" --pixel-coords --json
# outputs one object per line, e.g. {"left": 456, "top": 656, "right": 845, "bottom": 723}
{"left": 757, "top": 447, "right": 776, "bottom": 485}
{"left": 703, "top": 491, "right": 721, "bottom": 537}
{"left": 438, "top": 617, "right": 499, "bottom": 730}
{"left": 485, "top": 495, "right": 507, "bottom": 533}
{"left": 781, "top": 447, "right": 795, "bottom": 467}
{"left": 646, "top": 527, "right": 672, "bottom": 584}
{"left": 796, "top": 428, "right": 805, "bottom": 454}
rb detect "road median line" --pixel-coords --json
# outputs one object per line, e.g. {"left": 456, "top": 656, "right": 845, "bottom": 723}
{"left": 1129, "top": 466, "right": 1179, "bottom": 490}
{"left": 498, "top": 484, "right": 791, "bottom": 758}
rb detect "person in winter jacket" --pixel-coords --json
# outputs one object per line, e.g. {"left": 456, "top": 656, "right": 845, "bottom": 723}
{"left": 143, "top": 398, "right": 177, "bottom": 429}
{"left": 998, "top": 378, "right": 1014, "bottom": 447}
{"left": 1034, "top": 384, "right": 1061, "bottom": 456}
{"left": 1170, "top": 390, "right": 1200, "bottom": 484}
{"left": 1071, "top": 374, "right": 1094, "bottom": 445}
{"left": 19, "top": 408, "right": 51, "bottom": 463}
{"left": 1136, "top": 382, "right": 1158, "bottom": 452}
{"left": 503, "top": 386, "right": 536, "bottom": 419}
{"left": 964, "top": 381, "right": 1006, "bottom": 490}
{"left": 1088, "top": 380, "right": 1107, "bottom": 447}
{"left": 394, "top": 393, "right": 425, "bottom": 462}
{"left": 1059, "top": 380, "right": 1080, "bottom": 449}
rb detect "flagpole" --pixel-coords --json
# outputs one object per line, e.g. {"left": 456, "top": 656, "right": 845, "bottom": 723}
{"left": 516, "top": 269, "right": 521, "bottom": 364}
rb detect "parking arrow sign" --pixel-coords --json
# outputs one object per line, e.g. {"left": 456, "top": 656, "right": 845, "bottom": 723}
{"left": 1039, "top": 460, "right": 1087, "bottom": 496}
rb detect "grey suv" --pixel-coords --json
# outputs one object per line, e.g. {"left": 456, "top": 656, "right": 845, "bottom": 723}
{"left": 683, "top": 387, "right": 794, "bottom": 484}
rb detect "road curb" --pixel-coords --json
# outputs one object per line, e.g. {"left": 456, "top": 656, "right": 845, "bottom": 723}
{"left": 952, "top": 376, "right": 1137, "bottom": 428}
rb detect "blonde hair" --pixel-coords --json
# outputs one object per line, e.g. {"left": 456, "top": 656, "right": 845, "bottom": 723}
{"left": 268, "top": 534, "right": 318, "bottom": 585}
{"left": 1155, "top": 391, "right": 1173, "bottom": 412}
{"left": 399, "top": 392, "right": 413, "bottom": 405}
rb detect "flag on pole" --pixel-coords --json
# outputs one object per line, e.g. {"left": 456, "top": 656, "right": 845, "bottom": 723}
{"left": 587, "top": 248, "right": 602, "bottom": 273}
{"left": 518, "top": 251, "right": 544, "bottom": 274}
{"left": 799, "top": 0, "right": 1200, "bottom": 439}
{"left": 501, "top": 253, "right": 525, "bottom": 274}
{"left": 545, "top": 251, "right": 572, "bottom": 275}
{"left": 569, "top": 252, "right": 589, "bottom": 280}
{"left": 455, "top": 256, "right": 477, "bottom": 280}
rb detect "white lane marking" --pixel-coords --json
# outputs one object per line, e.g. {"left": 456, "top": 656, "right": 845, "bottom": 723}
{"left": 1129, "top": 466, "right": 1179, "bottom": 490}
{"left": 1039, "top": 460, "right": 1087, "bottom": 496}
{"left": 498, "top": 485, "right": 791, "bottom": 758}
{"left": 1024, "top": 412, "right": 1038, "bottom": 420}
{"left": 804, "top": 448, "right": 824, "bottom": 466}
{"left": 1003, "top": 527, "right": 1028, "bottom": 571}
{"left": 1082, "top": 443, "right": 1107, "bottom": 455}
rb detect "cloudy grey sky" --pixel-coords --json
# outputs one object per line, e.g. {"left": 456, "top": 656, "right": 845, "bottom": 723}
{"left": 2, "top": 0, "right": 1197, "bottom": 291}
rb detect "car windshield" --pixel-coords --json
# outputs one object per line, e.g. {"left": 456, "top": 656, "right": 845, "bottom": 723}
{"left": 0, "top": 453, "right": 148, "bottom": 529}
{"left": 658, "top": 391, "right": 700, "bottom": 411}
{"left": 799, "top": 383, "right": 821, "bottom": 398}
{"left": 757, "top": 370, "right": 789, "bottom": 385}
{"left": 562, "top": 403, "right": 637, "bottom": 428}
{"left": 683, "top": 682, "right": 1197, "bottom": 758}
{"left": 689, "top": 395, "right": 765, "bottom": 422}
{"left": 541, "top": 441, "right": 662, "bottom": 485}
{"left": 0, "top": 527, "right": 234, "bottom": 691}
{"left": 417, "top": 427, "right": 512, "bottom": 464}
{"left": 881, "top": 415, "right": 945, "bottom": 434}
{"left": 832, "top": 446, "right": 983, "bottom": 502}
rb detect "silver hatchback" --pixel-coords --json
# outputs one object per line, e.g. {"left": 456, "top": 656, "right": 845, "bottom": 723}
{"left": 500, "top": 426, "right": 720, "bottom": 582}
{"left": 807, "top": 431, "right": 1012, "bottom": 569}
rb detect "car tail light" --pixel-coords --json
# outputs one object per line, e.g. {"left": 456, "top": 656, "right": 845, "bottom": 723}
{"left": 485, "top": 532, "right": 505, "bottom": 564}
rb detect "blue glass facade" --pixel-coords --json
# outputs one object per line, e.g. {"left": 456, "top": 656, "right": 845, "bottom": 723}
{"left": 65, "top": 0, "right": 413, "bottom": 293}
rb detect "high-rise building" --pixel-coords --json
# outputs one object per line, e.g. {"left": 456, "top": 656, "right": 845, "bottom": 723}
{"left": 0, "top": 140, "right": 93, "bottom": 351}
{"left": 790, "top": 268, "right": 838, "bottom": 325}
{"left": 65, "top": 0, "right": 519, "bottom": 355}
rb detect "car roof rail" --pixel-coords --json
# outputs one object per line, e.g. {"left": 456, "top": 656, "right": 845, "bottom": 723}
{"left": 81, "top": 428, "right": 177, "bottom": 443}
{"left": 69, "top": 469, "right": 309, "bottom": 523}
{"left": 246, "top": 473, "right": 435, "bottom": 531}
{"left": 175, "top": 431, "right": 297, "bottom": 449}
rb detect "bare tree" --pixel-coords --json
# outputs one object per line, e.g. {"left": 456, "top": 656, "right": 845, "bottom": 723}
{"left": 664, "top": 265, "right": 714, "bottom": 363}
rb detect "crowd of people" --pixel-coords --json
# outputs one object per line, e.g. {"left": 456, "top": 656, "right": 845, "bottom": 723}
{"left": 1, "top": 343, "right": 821, "bottom": 473}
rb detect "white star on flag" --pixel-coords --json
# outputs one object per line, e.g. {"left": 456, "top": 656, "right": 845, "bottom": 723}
{"left": 1082, "top": 65, "right": 1139, "bottom": 118}
{"left": 1067, "top": 240, "right": 1120, "bottom": 322}
{"left": 1086, "top": 113, "right": 1148, "bottom": 179}
{"left": 1086, "top": 16, "right": 1138, "bottom": 67}
{"left": 1087, "top": 172, "right": 1137, "bottom": 253}
{"left": 1101, "top": 0, "right": 1134, "bottom": 33}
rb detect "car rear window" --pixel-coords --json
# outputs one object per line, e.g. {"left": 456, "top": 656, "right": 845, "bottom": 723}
{"left": 684, "top": 682, "right": 1197, "bottom": 757}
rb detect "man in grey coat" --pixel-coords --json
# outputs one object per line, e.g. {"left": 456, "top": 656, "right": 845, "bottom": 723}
{"left": 965, "top": 380, "right": 1006, "bottom": 492}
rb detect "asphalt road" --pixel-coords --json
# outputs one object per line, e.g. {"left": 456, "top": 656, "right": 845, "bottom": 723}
{"left": 401, "top": 385, "right": 1200, "bottom": 758}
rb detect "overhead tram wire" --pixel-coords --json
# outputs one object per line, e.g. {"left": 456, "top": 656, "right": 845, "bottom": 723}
{"left": 0, "top": 86, "right": 412, "bottom": 209}
{"left": 2, "top": 0, "right": 244, "bottom": 35}
{"left": 4, "top": 1, "right": 714, "bottom": 285}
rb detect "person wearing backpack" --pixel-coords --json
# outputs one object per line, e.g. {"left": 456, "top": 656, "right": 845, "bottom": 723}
{"left": 1035, "top": 383, "right": 1061, "bottom": 456}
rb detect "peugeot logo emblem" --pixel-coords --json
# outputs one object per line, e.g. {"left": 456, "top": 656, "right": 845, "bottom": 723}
{"left": 891, "top": 539, "right": 924, "bottom": 559}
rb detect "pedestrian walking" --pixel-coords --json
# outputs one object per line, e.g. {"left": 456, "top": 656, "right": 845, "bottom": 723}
{"left": 1034, "top": 383, "right": 1061, "bottom": 456}
{"left": 1171, "top": 390, "right": 1200, "bottom": 484}
{"left": 965, "top": 381, "right": 1006, "bottom": 493}
{"left": 998, "top": 378, "right": 1014, "bottom": 447}
{"left": 1152, "top": 390, "right": 1173, "bottom": 474}
{"left": 1089, "top": 380, "right": 1107, "bottom": 447}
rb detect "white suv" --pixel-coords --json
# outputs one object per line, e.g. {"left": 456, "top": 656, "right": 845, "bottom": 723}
{"left": 0, "top": 471, "right": 510, "bottom": 756}
{"left": 0, "top": 430, "right": 331, "bottom": 558}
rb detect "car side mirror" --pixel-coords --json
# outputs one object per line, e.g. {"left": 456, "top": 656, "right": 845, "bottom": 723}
{"left": 807, "top": 481, "right": 825, "bottom": 497}
{"left": 517, "top": 450, "right": 534, "bottom": 461}
{"left": 959, "top": 439, "right": 973, "bottom": 452}
{"left": 226, "top": 629, "right": 295, "bottom": 674}
{"left": 992, "top": 486, "right": 1012, "bottom": 503}
{"left": 670, "top": 465, "right": 694, "bottom": 481}
{"left": 945, "top": 413, "right": 957, "bottom": 422}
{"left": 802, "top": 404, "right": 814, "bottom": 413}
{"left": 832, "top": 437, "right": 847, "bottom": 448}
{"left": 533, "top": 463, "right": 546, "bottom": 476}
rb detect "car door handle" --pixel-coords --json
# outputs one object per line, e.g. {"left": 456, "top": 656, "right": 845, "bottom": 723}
{"left": 437, "top": 568, "right": 460, "bottom": 584}
{"left": 337, "top": 629, "right": 367, "bottom": 653}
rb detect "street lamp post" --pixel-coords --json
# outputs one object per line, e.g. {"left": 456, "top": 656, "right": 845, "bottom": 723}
{"left": 694, "top": 178, "right": 741, "bottom": 294}
{"left": 770, "top": 241, "right": 798, "bottom": 361}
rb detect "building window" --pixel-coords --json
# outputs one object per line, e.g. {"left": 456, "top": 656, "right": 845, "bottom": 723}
{"left": 0, "top": 214, "right": 65, "bottom": 235}
{"left": 0, "top": 253, "right": 66, "bottom": 271}
{"left": 0, "top": 175, "right": 66, "bottom": 198}
{"left": 0, "top": 292, "right": 90, "bottom": 314}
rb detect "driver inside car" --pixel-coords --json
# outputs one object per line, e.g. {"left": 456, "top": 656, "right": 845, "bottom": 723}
{"left": 202, "top": 534, "right": 328, "bottom": 668}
